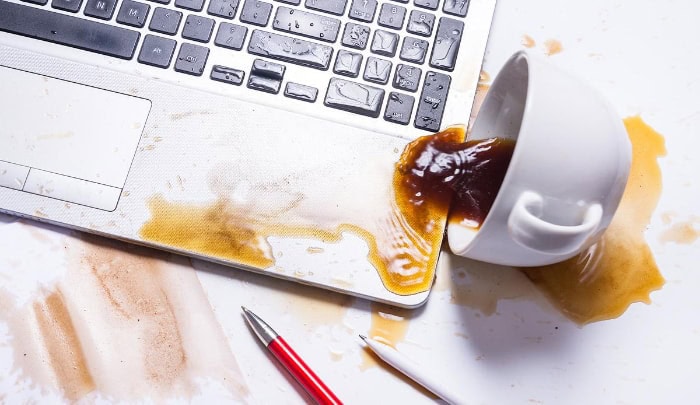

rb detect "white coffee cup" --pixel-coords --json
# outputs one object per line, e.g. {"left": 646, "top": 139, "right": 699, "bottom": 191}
{"left": 447, "top": 50, "right": 631, "bottom": 266}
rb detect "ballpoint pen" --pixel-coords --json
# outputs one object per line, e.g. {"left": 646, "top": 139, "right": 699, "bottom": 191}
{"left": 241, "top": 306, "right": 343, "bottom": 405}
{"left": 359, "top": 335, "right": 464, "bottom": 405}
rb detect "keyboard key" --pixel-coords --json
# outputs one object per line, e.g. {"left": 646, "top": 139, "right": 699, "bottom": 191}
{"left": 363, "top": 56, "right": 391, "bottom": 84}
{"left": 275, "top": 0, "right": 300, "bottom": 4}
{"left": 0, "top": 1, "right": 140, "bottom": 59}
{"left": 272, "top": 7, "right": 340, "bottom": 43}
{"left": 348, "top": 0, "right": 376, "bottom": 22}
{"left": 147, "top": 0, "right": 169, "bottom": 4}
{"left": 406, "top": 10, "right": 434, "bottom": 37}
{"left": 377, "top": 3, "right": 406, "bottom": 30}
{"left": 414, "top": 0, "right": 437, "bottom": 10}
{"left": 399, "top": 36, "right": 428, "bottom": 64}
{"left": 214, "top": 22, "right": 248, "bottom": 50}
{"left": 248, "top": 75, "right": 281, "bottom": 93}
{"left": 324, "top": 78, "right": 384, "bottom": 118}
{"left": 208, "top": 0, "right": 240, "bottom": 19}
{"left": 117, "top": 0, "right": 150, "bottom": 27}
{"left": 182, "top": 14, "right": 215, "bottom": 42}
{"left": 149, "top": 7, "right": 182, "bottom": 35}
{"left": 240, "top": 0, "right": 272, "bottom": 26}
{"left": 84, "top": 0, "right": 118, "bottom": 19}
{"left": 284, "top": 82, "right": 318, "bottom": 102}
{"left": 252, "top": 58, "right": 285, "bottom": 79}
{"left": 248, "top": 30, "right": 333, "bottom": 70}
{"left": 52, "top": 0, "right": 83, "bottom": 12}
{"left": 370, "top": 29, "right": 398, "bottom": 57}
{"left": 138, "top": 34, "right": 176, "bottom": 67}
{"left": 211, "top": 65, "right": 245, "bottom": 85}
{"left": 174, "top": 42, "right": 209, "bottom": 75}
{"left": 414, "top": 71, "right": 449, "bottom": 131}
{"left": 430, "top": 17, "right": 463, "bottom": 71}
{"left": 304, "top": 0, "right": 347, "bottom": 16}
{"left": 175, "top": 0, "right": 204, "bottom": 11}
{"left": 384, "top": 92, "right": 414, "bottom": 125}
{"left": 333, "top": 50, "right": 362, "bottom": 77}
{"left": 443, "top": 0, "right": 469, "bottom": 17}
{"left": 341, "top": 23, "right": 370, "bottom": 50}
{"left": 393, "top": 63, "right": 421, "bottom": 92}
{"left": 22, "top": 0, "right": 48, "bottom": 5}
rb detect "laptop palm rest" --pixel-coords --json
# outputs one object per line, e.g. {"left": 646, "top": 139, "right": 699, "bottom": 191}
{"left": 0, "top": 66, "right": 150, "bottom": 211}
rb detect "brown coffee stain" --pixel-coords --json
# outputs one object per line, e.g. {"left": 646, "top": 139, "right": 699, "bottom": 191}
{"left": 32, "top": 291, "right": 95, "bottom": 400}
{"left": 521, "top": 34, "right": 536, "bottom": 48}
{"left": 360, "top": 303, "right": 437, "bottom": 399}
{"left": 523, "top": 116, "right": 666, "bottom": 324}
{"left": 659, "top": 216, "right": 700, "bottom": 245}
{"left": 543, "top": 39, "right": 563, "bottom": 56}
{"left": 140, "top": 149, "right": 451, "bottom": 296}
{"left": 2, "top": 231, "right": 250, "bottom": 402}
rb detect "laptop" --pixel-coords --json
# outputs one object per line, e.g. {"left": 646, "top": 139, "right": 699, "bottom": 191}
{"left": 0, "top": 0, "right": 496, "bottom": 307}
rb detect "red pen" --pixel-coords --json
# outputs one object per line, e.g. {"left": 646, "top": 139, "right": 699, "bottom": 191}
{"left": 241, "top": 306, "right": 343, "bottom": 405}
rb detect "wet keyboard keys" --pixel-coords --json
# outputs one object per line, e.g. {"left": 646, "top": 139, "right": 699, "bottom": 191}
{"left": 248, "top": 30, "right": 333, "bottom": 70}
{"left": 333, "top": 49, "right": 362, "bottom": 77}
{"left": 399, "top": 36, "right": 428, "bottom": 64}
{"left": 341, "top": 23, "right": 370, "bottom": 50}
{"left": 429, "top": 17, "right": 463, "bottom": 71}
{"left": 377, "top": 3, "right": 406, "bottom": 30}
{"left": 285, "top": 82, "right": 318, "bottom": 102}
{"left": 240, "top": 0, "right": 273, "bottom": 26}
{"left": 406, "top": 10, "right": 434, "bottom": 36}
{"left": 393, "top": 63, "right": 421, "bottom": 92}
{"left": 207, "top": 0, "right": 239, "bottom": 18}
{"left": 348, "top": 0, "right": 376, "bottom": 22}
{"left": 384, "top": 92, "right": 414, "bottom": 125}
{"left": 214, "top": 22, "right": 248, "bottom": 50}
{"left": 363, "top": 56, "right": 392, "bottom": 84}
{"left": 324, "top": 77, "right": 385, "bottom": 117}
{"left": 305, "top": 0, "right": 347, "bottom": 16}
{"left": 414, "top": 0, "right": 437, "bottom": 10}
{"left": 414, "top": 70, "right": 450, "bottom": 131}
{"left": 272, "top": 7, "right": 340, "bottom": 43}
{"left": 211, "top": 65, "right": 245, "bottom": 84}
{"left": 442, "top": 0, "right": 469, "bottom": 17}
{"left": 247, "top": 58, "right": 285, "bottom": 93}
{"left": 370, "top": 29, "right": 399, "bottom": 57}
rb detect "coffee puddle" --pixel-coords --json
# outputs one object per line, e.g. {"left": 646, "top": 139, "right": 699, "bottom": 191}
{"left": 523, "top": 116, "right": 666, "bottom": 324}
{"left": 1, "top": 230, "right": 250, "bottom": 402}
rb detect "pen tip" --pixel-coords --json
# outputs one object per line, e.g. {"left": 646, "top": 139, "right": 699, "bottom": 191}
{"left": 358, "top": 334, "right": 367, "bottom": 342}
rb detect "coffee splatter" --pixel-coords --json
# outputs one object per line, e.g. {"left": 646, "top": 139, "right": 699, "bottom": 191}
{"left": 521, "top": 34, "right": 536, "bottom": 48}
{"left": 659, "top": 216, "right": 700, "bottom": 245}
{"left": 523, "top": 117, "right": 666, "bottom": 324}
{"left": 1, "top": 228, "right": 250, "bottom": 402}
{"left": 543, "top": 39, "right": 563, "bottom": 56}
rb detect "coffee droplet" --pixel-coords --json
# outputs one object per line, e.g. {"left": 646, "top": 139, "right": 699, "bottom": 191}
{"left": 522, "top": 116, "right": 666, "bottom": 324}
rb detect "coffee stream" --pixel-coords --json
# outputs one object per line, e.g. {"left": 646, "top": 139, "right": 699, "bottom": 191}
{"left": 395, "top": 127, "right": 516, "bottom": 228}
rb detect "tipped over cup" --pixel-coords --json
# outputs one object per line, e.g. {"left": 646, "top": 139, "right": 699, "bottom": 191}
{"left": 447, "top": 50, "right": 632, "bottom": 267}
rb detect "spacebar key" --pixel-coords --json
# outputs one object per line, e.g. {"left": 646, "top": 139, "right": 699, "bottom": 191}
{"left": 248, "top": 30, "right": 333, "bottom": 70}
{"left": 0, "top": 0, "right": 140, "bottom": 59}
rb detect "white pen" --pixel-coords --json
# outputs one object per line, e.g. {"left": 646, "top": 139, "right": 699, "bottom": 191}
{"left": 359, "top": 335, "right": 464, "bottom": 405}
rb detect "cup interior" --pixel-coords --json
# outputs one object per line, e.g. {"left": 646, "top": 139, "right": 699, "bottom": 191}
{"left": 470, "top": 54, "right": 529, "bottom": 143}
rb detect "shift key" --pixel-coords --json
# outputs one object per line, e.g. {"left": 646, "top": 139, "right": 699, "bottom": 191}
{"left": 248, "top": 30, "right": 333, "bottom": 70}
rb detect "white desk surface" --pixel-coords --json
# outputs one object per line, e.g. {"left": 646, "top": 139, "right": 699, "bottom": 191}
{"left": 2, "top": 0, "right": 700, "bottom": 403}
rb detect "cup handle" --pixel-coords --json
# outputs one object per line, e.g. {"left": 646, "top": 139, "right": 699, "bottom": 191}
{"left": 508, "top": 191, "right": 603, "bottom": 256}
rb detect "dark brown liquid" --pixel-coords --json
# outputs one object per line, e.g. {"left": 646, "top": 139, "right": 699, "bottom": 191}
{"left": 394, "top": 127, "right": 515, "bottom": 229}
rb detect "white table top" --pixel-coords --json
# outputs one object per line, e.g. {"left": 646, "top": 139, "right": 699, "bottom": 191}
{"left": 2, "top": 0, "right": 700, "bottom": 403}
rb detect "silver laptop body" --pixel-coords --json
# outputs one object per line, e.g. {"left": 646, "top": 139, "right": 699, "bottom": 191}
{"left": 0, "top": 0, "right": 496, "bottom": 307}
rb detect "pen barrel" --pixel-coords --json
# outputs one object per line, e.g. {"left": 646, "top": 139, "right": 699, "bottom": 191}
{"left": 268, "top": 337, "right": 343, "bottom": 405}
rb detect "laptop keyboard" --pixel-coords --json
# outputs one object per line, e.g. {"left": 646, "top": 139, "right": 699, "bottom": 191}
{"left": 0, "top": 0, "right": 473, "bottom": 131}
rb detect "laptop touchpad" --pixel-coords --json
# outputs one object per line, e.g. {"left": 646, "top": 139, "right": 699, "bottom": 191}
{"left": 0, "top": 66, "right": 150, "bottom": 211}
